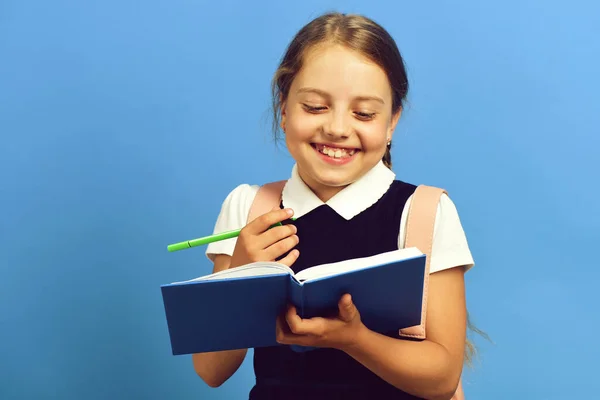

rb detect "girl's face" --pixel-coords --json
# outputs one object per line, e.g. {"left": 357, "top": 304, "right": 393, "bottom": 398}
{"left": 281, "top": 44, "right": 400, "bottom": 202}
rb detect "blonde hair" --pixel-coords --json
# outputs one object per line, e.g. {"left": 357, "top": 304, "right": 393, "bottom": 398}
{"left": 271, "top": 12, "right": 488, "bottom": 366}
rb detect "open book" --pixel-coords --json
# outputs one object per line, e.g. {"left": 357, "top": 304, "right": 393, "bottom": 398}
{"left": 161, "top": 247, "right": 426, "bottom": 355}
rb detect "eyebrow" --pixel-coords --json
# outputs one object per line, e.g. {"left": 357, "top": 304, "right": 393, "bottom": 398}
{"left": 296, "top": 87, "right": 385, "bottom": 105}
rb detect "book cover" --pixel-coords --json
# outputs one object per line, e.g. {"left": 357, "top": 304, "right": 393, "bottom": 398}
{"left": 161, "top": 249, "right": 426, "bottom": 355}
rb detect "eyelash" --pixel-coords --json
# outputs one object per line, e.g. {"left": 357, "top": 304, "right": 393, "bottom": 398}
{"left": 355, "top": 111, "right": 376, "bottom": 121}
{"left": 302, "top": 104, "right": 376, "bottom": 121}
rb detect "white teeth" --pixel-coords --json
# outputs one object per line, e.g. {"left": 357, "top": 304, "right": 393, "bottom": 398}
{"left": 317, "top": 144, "right": 356, "bottom": 159}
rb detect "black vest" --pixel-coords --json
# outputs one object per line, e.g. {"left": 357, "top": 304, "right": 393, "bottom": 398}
{"left": 249, "top": 180, "right": 422, "bottom": 400}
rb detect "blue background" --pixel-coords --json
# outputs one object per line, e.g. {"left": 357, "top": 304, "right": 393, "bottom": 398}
{"left": 1, "top": 0, "right": 598, "bottom": 398}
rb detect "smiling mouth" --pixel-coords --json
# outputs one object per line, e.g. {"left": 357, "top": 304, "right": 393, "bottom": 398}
{"left": 311, "top": 143, "right": 359, "bottom": 159}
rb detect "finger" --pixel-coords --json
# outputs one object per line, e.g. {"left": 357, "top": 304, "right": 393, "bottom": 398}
{"left": 286, "top": 308, "right": 326, "bottom": 337}
{"left": 284, "top": 305, "right": 303, "bottom": 334}
{"left": 337, "top": 294, "right": 357, "bottom": 322}
{"left": 264, "top": 235, "right": 299, "bottom": 261}
{"left": 277, "top": 249, "right": 300, "bottom": 267}
{"left": 276, "top": 310, "right": 306, "bottom": 345}
{"left": 257, "top": 224, "right": 297, "bottom": 249}
{"left": 246, "top": 208, "right": 294, "bottom": 235}
{"left": 275, "top": 314, "right": 288, "bottom": 343}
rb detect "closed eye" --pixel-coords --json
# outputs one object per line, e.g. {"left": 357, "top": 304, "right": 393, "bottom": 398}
{"left": 302, "top": 104, "right": 376, "bottom": 120}
{"left": 354, "top": 111, "right": 376, "bottom": 121}
{"left": 302, "top": 104, "right": 328, "bottom": 113}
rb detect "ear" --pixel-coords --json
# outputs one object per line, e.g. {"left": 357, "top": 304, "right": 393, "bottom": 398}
{"left": 280, "top": 97, "right": 287, "bottom": 131}
{"left": 387, "top": 107, "right": 402, "bottom": 142}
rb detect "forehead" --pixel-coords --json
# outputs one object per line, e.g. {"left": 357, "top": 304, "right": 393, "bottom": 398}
{"left": 291, "top": 44, "right": 392, "bottom": 101}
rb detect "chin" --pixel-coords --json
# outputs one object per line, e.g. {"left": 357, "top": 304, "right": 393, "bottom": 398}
{"left": 293, "top": 146, "right": 379, "bottom": 190}
{"left": 310, "top": 168, "right": 358, "bottom": 188}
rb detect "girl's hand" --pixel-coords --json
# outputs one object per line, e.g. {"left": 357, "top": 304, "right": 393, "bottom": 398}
{"left": 230, "top": 207, "right": 299, "bottom": 269}
{"left": 276, "top": 294, "right": 366, "bottom": 351}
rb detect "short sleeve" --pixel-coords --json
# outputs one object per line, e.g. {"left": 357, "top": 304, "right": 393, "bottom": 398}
{"left": 205, "top": 184, "right": 260, "bottom": 262}
{"left": 399, "top": 193, "right": 475, "bottom": 274}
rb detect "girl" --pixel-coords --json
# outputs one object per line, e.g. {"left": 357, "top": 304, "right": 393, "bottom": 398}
{"left": 193, "top": 12, "right": 477, "bottom": 400}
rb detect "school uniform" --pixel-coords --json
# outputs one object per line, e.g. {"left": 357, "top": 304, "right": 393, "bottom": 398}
{"left": 206, "top": 160, "right": 475, "bottom": 400}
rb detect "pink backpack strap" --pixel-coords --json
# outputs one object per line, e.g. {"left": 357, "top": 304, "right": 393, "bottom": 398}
{"left": 398, "top": 184, "right": 447, "bottom": 339}
{"left": 247, "top": 180, "right": 287, "bottom": 223}
{"left": 398, "top": 185, "right": 466, "bottom": 400}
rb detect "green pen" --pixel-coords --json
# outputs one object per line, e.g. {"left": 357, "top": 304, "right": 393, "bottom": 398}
{"left": 167, "top": 218, "right": 297, "bottom": 252}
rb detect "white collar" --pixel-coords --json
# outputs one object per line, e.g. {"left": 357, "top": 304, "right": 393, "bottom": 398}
{"left": 281, "top": 160, "right": 396, "bottom": 220}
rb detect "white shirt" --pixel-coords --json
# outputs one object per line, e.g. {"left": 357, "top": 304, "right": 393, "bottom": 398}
{"left": 206, "top": 161, "right": 474, "bottom": 274}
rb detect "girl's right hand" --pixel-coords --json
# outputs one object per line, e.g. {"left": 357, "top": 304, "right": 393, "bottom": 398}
{"left": 229, "top": 207, "right": 299, "bottom": 269}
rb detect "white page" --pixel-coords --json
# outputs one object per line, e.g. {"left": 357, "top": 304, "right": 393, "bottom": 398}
{"left": 171, "top": 261, "right": 293, "bottom": 284}
{"left": 294, "top": 247, "right": 423, "bottom": 283}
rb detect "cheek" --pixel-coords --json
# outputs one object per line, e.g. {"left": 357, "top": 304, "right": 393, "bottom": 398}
{"left": 359, "top": 123, "right": 389, "bottom": 151}
{"left": 285, "top": 112, "right": 321, "bottom": 142}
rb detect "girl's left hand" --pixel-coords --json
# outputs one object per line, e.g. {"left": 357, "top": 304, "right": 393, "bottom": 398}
{"left": 275, "top": 293, "right": 366, "bottom": 351}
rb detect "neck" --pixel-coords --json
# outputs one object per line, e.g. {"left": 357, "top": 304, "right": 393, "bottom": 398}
{"left": 312, "top": 184, "right": 346, "bottom": 203}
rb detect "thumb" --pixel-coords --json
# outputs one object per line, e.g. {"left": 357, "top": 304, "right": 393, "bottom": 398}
{"left": 338, "top": 294, "right": 357, "bottom": 322}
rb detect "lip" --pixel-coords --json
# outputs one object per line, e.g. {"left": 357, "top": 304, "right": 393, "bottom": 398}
{"left": 311, "top": 143, "right": 359, "bottom": 165}
{"left": 311, "top": 142, "right": 360, "bottom": 151}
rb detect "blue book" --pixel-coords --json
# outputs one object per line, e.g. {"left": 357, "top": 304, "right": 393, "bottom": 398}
{"left": 161, "top": 248, "right": 426, "bottom": 356}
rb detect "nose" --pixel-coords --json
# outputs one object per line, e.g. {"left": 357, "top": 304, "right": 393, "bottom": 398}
{"left": 324, "top": 109, "right": 350, "bottom": 139}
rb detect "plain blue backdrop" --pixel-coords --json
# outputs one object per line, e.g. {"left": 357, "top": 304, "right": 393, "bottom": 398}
{"left": 1, "top": 0, "right": 598, "bottom": 398}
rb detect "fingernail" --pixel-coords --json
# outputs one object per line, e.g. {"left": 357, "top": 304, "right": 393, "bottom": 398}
{"left": 286, "top": 208, "right": 294, "bottom": 216}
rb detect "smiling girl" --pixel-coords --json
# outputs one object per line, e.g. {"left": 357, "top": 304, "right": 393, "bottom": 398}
{"left": 192, "top": 12, "right": 476, "bottom": 400}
